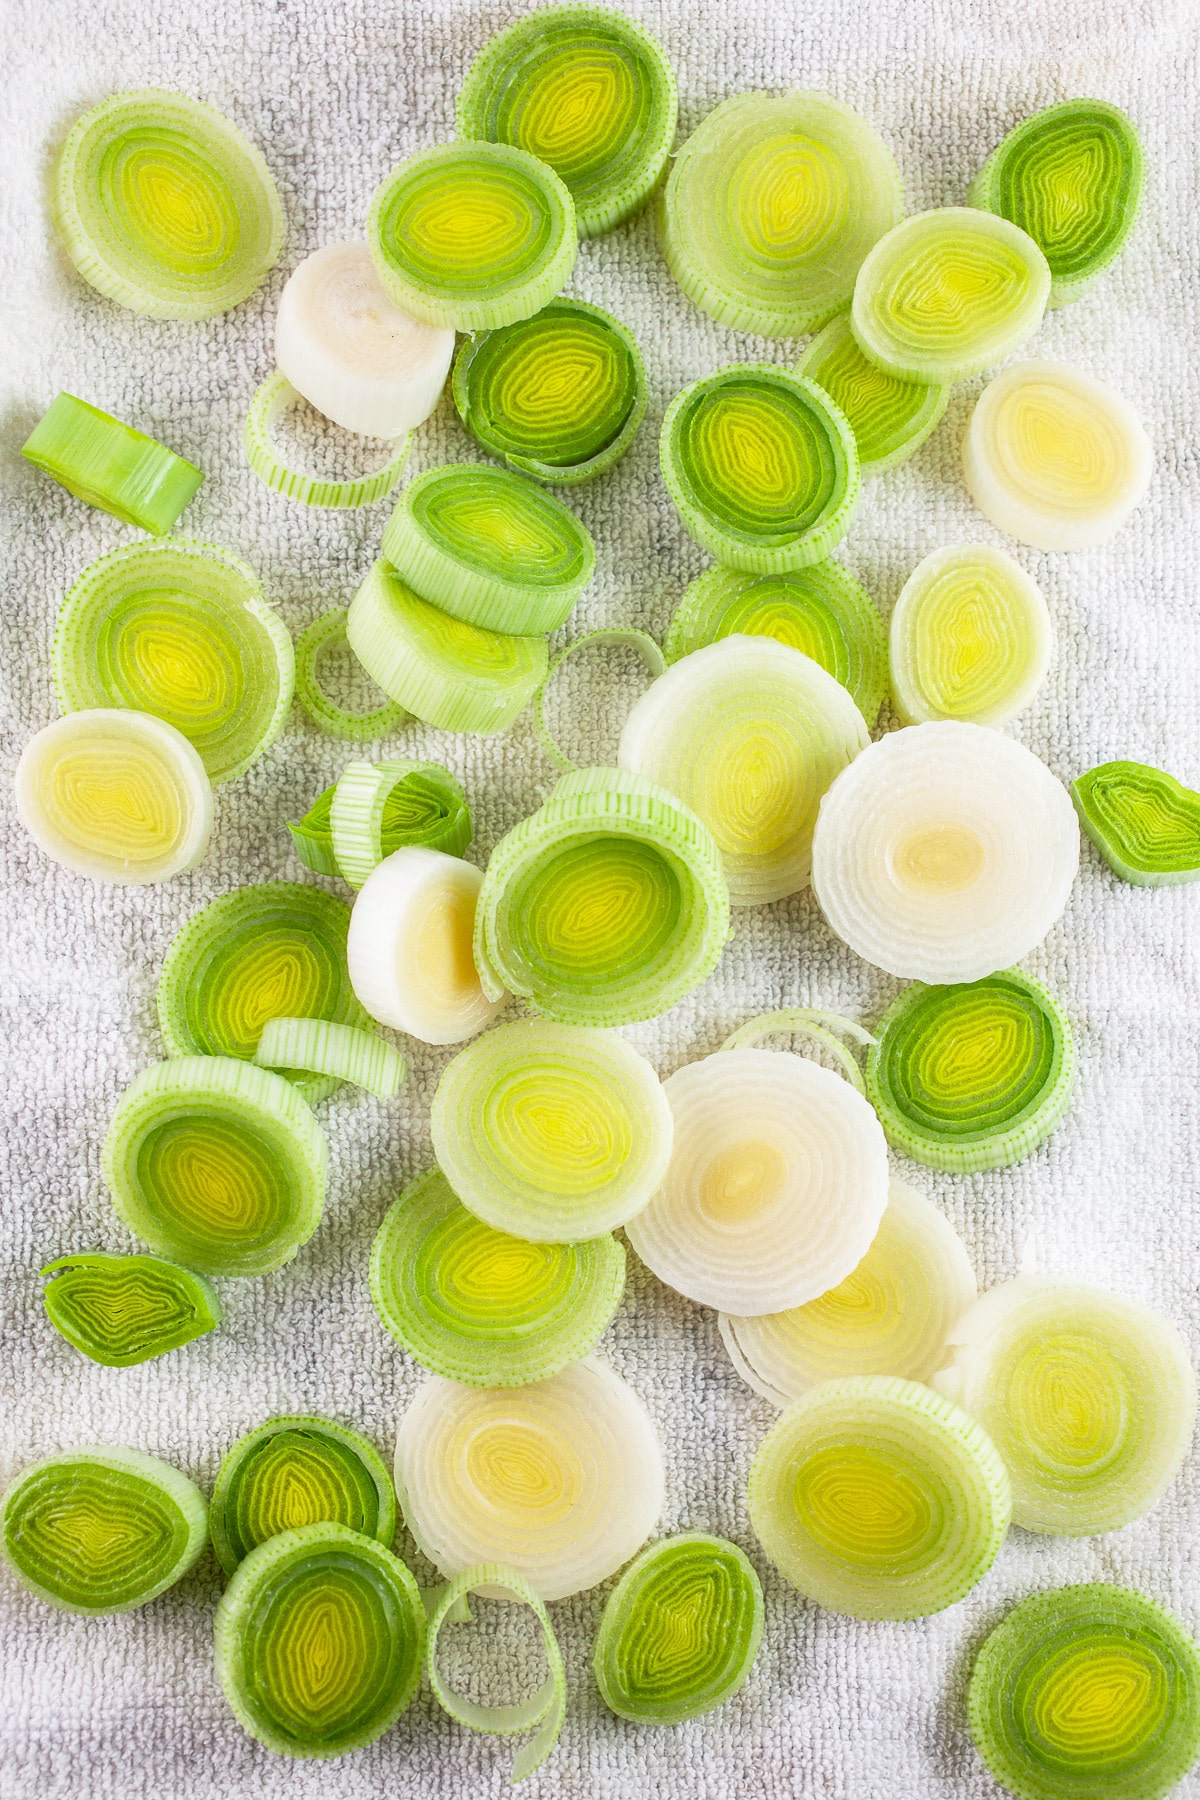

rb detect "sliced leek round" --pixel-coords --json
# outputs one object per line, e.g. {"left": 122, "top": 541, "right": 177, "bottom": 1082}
{"left": 798, "top": 312, "right": 949, "bottom": 474}
{"left": 286, "top": 784, "right": 340, "bottom": 876}
{"left": 330, "top": 758, "right": 471, "bottom": 888}
{"left": 22, "top": 392, "right": 204, "bottom": 534}
{"left": 254, "top": 1018, "right": 405, "bottom": 1099}
{"left": 889, "top": 544, "right": 1052, "bottom": 726}
{"left": 209, "top": 1416, "right": 396, "bottom": 1574}
{"left": 294, "top": 606, "right": 408, "bottom": 741}
{"left": 1072, "top": 760, "right": 1200, "bottom": 886}
{"left": 244, "top": 371, "right": 410, "bottom": 509}
{"left": 41, "top": 1252, "right": 222, "bottom": 1367}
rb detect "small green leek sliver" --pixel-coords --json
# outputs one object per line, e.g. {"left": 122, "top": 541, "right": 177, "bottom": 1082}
{"left": 22, "top": 393, "right": 204, "bottom": 533}
{"left": 209, "top": 1416, "right": 397, "bottom": 1574}
{"left": 42, "top": 1253, "right": 221, "bottom": 1366}
{"left": 294, "top": 607, "right": 408, "bottom": 741}
{"left": 286, "top": 785, "right": 340, "bottom": 876}
{"left": 798, "top": 313, "right": 948, "bottom": 474}
{"left": 1072, "top": 761, "right": 1200, "bottom": 886}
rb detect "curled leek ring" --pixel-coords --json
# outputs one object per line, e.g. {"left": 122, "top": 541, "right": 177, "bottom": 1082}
{"left": 21, "top": 392, "right": 204, "bottom": 534}
{"left": 286, "top": 785, "right": 340, "bottom": 876}
{"left": 294, "top": 607, "right": 408, "bottom": 742}
{"left": 718, "top": 1006, "right": 876, "bottom": 1092}
{"left": 593, "top": 1533, "right": 764, "bottom": 1724}
{"left": 1072, "top": 760, "right": 1200, "bottom": 886}
{"left": 41, "top": 1253, "right": 222, "bottom": 1366}
{"left": 889, "top": 544, "right": 1052, "bottom": 727}
{"left": 798, "top": 312, "right": 949, "bottom": 474}
{"left": 534, "top": 629, "right": 665, "bottom": 774}
{"left": 244, "top": 372, "right": 410, "bottom": 510}
{"left": 254, "top": 1018, "right": 405, "bottom": 1099}
{"left": 330, "top": 758, "right": 471, "bottom": 888}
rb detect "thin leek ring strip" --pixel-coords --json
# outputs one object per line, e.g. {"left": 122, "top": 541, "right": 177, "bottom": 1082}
{"left": 851, "top": 207, "right": 1051, "bottom": 384}
{"left": 393, "top": 1356, "right": 665, "bottom": 1601}
{"left": 456, "top": 5, "right": 677, "bottom": 238}
{"left": 664, "top": 559, "right": 888, "bottom": 727}
{"left": 21, "top": 392, "right": 204, "bottom": 534}
{"left": 534, "top": 629, "right": 666, "bottom": 775}
{"left": 370, "top": 1167, "right": 625, "bottom": 1385}
{"left": 660, "top": 90, "right": 903, "bottom": 338}
{"left": 209, "top": 1416, "right": 397, "bottom": 1575}
{"left": 214, "top": 1521, "right": 425, "bottom": 1758}
{"left": 969, "top": 100, "right": 1145, "bottom": 308}
{"left": 102, "top": 1055, "right": 328, "bottom": 1277}
{"left": 330, "top": 758, "right": 471, "bottom": 888}
{"left": 798, "top": 312, "right": 949, "bottom": 474}
{"left": 747, "top": 1375, "right": 1012, "bottom": 1620}
{"left": 1072, "top": 760, "right": 1200, "bottom": 886}
{"left": 52, "top": 88, "right": 283, "bottom": 319}
{"left": 962, "top": 360, "right": 1153, "bottom": 551}
{"left": 380, "top": 463, "right": 595, "bottom": 635}
{"left": 889, "top": 544, "right": 1052, "bottom": 727}
{"left": 294, "top": 607, "right": 408, "bottom": 741}
{"left": 810, "top": 720, "right": 1080, "bottom": 984}
{"left": 430, "top": 1020, "right": 672, "bottom": 1241}
{"left": 254, "top": 1018, "right": 406, "bottom": 1099}
{"left": 593, "top": 1533, "right": 764, "bottom": 1725}
{"left": 661, "top": 365, "right": 860, "bottom": 574}
{"left": 346, "top": 562, "right": 548, "bottom": 736}
{"left": 719, "top": 1180, "right": 977, "bottom": 1406}
{"left": 452, "top": 297, "right": 647, "bottom": 483}
{"left": 41, "top": 1252, "right": 222, "bottom": 1367}
{"left": 473, "top": 766, "right": 730, "bottom": 1027}
{"left": 14, "top": 708, "right": 212, "bottom": 885}
{"left": 368, "top": 141, "right": 577, "bottom": 332}
{"left": 719, "top": 1006, "right": 875, "bottom": 1092}
{"left": 932, "top": 1276, "right": 1197, "bottom": 1535}
{"left": 53, "top": 537, "right": 294, "bottom": 783}
{"left": 618, "top": 636, "right": 869, "bottom": 906}
{"left": 866, "top": 970, "right": 1075, "bottom": 1173}
{"left": 244, "top": 371, "right": 410, "bottom": 509}
{"left": 968, "top": 1583, "right": 1200, "bottom": 1800}
{"left": 1, "top": 1446, "right": 207, "bottom": 1614}
{"left": 286, "top": 785, "right": 340, "bottom": 876}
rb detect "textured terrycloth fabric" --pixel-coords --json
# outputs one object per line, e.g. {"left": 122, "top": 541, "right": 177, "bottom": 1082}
{"left": 3, "top": 0, "right": 1200, "bottom": 1794}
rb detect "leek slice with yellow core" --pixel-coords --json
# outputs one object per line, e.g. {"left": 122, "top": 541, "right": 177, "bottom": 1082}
{"left": 294, "top": 606, "right": 408, "bottom": 741}
{"left": 533, "top": 629, "right": 665, "bottom": 774}
{"left": 889, "top": 544, "right": 1052, "bottom": 726}
{"left": 22, "top": 392, "right": 204, "bottom": 533}
{"left": 1072, "top": 760, "right": 1200, "bottom": 886}
{"left": 798, "top": 312, "right": 949, "bottom": 474}
{"left": 254, "top": 1018, "right": 405, "bottom": 1099}
{"left": 41, "top": 1252, "right": 222, "bottom": 1366}
{"left": 330, "top": 758, "right": 471, "bottom": 888}
{"left": 209, "top": 1417, "right": 396, "bottom": 1575}
{"left": 244, "top": 371, "right": 410, "bottom": 509}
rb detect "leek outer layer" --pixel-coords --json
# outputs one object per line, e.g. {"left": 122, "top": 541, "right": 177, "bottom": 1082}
{"left": 244, "top": 371, "right": 410, "bottom": 509}
{"left": 1072, "top": 760, "right": 1200, "bottom": 886}
{"left": 286, "top": 786, "right": 340, "bottom": 876}
{"left": 798, "top": 312, "right": 949, "bottom": 474}
{"left": 21, "top": 392, "right": 204, "bottom": 534}
{"left": 41, "top": 1253, "right": 222, "bottom": 1366}
{"left": 533, "top": 629, "right": 666, "bottom": 774}
{"left": 329, "top": 758, "right": 471, "bottom": 888}
{"left": 209, "top": 1416, "right": 397, "bottom": 1574}
{"left": 254, "top": 1018, "right": 405, "bottom": 1099}
{"left": 293, "top": 606, "right": 408, "bottom": 741}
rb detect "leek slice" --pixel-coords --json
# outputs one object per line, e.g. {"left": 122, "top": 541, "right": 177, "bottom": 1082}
{"left": 661, "top": 365, "right": 859, "bottom": 573}
{"left": 53, "top": 89, "right": 282, "bottom": 319}
{"left": 430, "top": 1021, "right": 672, "bottom": 1240}
{"left": 254, "top": 1018, "right": 405, "bottom": 1099}
{"left": 474, "top": 766, "right": 729, "bottom": 1027}
{"left": 15, "top": 708, "right": 212, "bottom": 884}
{"left": 286, "top": 785, "right": 340, "bottom": 876}
{"left": 209, "top": 1417, "right": 396, "bottom": 1574}
{"left": 624, "top": 1047, "right": 889, "bottom": 1315}
{"left": 22, "top": 392, "right": 204, "bottom": 534}
{"left": 294, "top": 606, "right": 407, "bottom": 741}
{"left": 719, "top": 1180, "right": 976, "bottom": 1404}
{"left": 618, "top": 636, "right": 869, "bottom": 906}
{"left": 660, "top": 91, "right": 903, "bottom": 338}
{"left": 214, "top": 1521, "right": 425, "bottom": 1758}
{"left": 370, "top": 1167, "right": 625, "bottom": 1385}
{"left": 1072, "top": 760, "right": 1200, "bottom": 886}
{"left": 1, "top": 1446, "right": 207, "bottom": 1614}
{"left": 394, "top": 1357, "right": 664, "bottom": 1600}
{"left": 102, "top": 1056, "right": 327, "bottom": 1277}
{"left": 866, "top": 970, "right": 1075, "bottom": 1172}
{"left": 452, "top": 298, "right": 646, "bottom": 483}
{"left": 889, "top": 544, "right": 1052, "bottom": 727}
{"left": 53, "top": 538, "right": 294, "bottom": 783}
{"left": 41, "top": 1252, "right": 222, "bottom": 1366}
{"left": 534, "top": 629, "right": 666, "bottom": 773}
{"left": 593, "top": 1533, "right": 763, "bottom": 1724}
{"left": 368, "top": 142, "right": 576, "bottom": 331}
{"left": 244, "top": 372, "right": 410, "bottom": 509}
{"left": 718, "top": 1006, "right": 875, "bottom": 1092}
{"left": 747, "top": 1375, "right": 1011, "bottom": 1619}
{"left": 963, "top": 360, "right": 1153, "bottom": 551}
{"left": 810, "top": 720, "right": 1080, "bottom": 983}
{"left": 330, "top": 758, "right": 471, "bottom": 888}
{"left": 969, "top": 1584, "right": 1200, "bottom": 1800}
{"left": 798, "top": 313, "right": 949, "bottom": 474}
{"left": 852, "top": 208, "right": 1051, "bottom": 383}
{"left": 933, "top": 1276, "right": 1197, "bottom": 1535}
{"left": 346, "top": 561, "right": 548, "bottom": 736}
{"left": 456, "top": 6, "right": 677, "bottom": 237}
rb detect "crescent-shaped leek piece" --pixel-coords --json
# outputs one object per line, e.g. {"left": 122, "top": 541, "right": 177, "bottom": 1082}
{"left": 209, "top": 1417, "right": 396, "bottom": 1574}
{"left": 329, "top": 758, "right": 471, "bottom": 888}
{"left": 293, "top": 607, "right": 408, "bottom": 741}
{"left": 22, "top": 392, "right": 204, "bottom": 534}
{"left": 41, "top": 1253, "right": 222, "bottom": 1366}
{"left": 1072, "top": 760, "right": 1200, "bottom": 886}
{"left": 244, "top": 371, "right": 410, "bottom": 509}
{"left": 888, "top": 544, "right": 1052, "bottom": 726}
{"left": 286, "top": 785, "right": 340, "bottom": 876}
{"left": 254, "top": 1019, "right": 405, "bottom": 1099}
{"left": 798, "top": 312, "right": 949, "bottom": 474}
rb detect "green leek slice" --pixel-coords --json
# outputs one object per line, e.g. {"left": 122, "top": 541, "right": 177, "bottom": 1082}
{"left": 244, "top": 371, "right": 410, "bottom": 509}
{"left": 329, "top": 758, "right": 471, "bottom": 887}
{"left": 1072, "top": 760, "right": 1200, "bottom": 886}
{"left": 797, "top": 312, "right": 949, "bottom": 474}
{"left": 22, "top": 392, "right": 204, "bottom": 533}
{"left": 889, "top": 544, "right": 1052, "bottom": 726}
{"left": 286, "top": 785, "right": 340, "bottom": 876}
{"left": 41, "top": 1252, "right": 222, "bottom": 1366}
{"left": 294, "top": 607, "right": 408, "bottom": 741}
{"left": 209, "top": 1417, "right": 396, "bottom": 1574}
{"left": 534, "top": 629, "right": 666, "bottom": 773}
{"left": 254, "top": 1018, "right": 405, "bottom": 1098}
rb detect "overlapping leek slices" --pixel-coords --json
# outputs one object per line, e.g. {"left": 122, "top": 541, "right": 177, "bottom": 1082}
{"left": 253, "top": 1018, "right": 405, "bottom": 1098}
{"left": 294, "top": 606, "right": 408, "bottom": 741}
{"left": 798, "top": 313, "right": 949, "bottom": 474}
{"left": 1072, "top": 760, "right": 1200, "bottom": 885}
{"left": 22, "top": 393, "right": 204, "bottom": 534}
{"left": 888, "top": 545, "right": 1052, "bottom": 726}
{"left": 209, "top": 1416, "right": 396, "bottom": 1574}
{"left": 244, "top": 371, "right": 411, "bottom": 509}
{"left": 41, "top": 1253, "right": 222, "bottom": 1366}
{"left": 329, "top": 758, "right": 471, "bottom": 887}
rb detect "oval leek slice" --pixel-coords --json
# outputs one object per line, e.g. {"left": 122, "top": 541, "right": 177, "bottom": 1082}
{"left": 593, "top": 1533, "right": 763, "bottom": 1724}
{"left": 661, "top": 365, "right": 859, "bottom": 573}
{"left": 41, "top": 1252, "right": 222, "bottom": 1366}
{"left": 368, "top": 141, "right": 576, "bottom": 331}
{"left": 22, "top": 392, "right": 204, "bottom": 534}
{"left": 214, "top": 1521, "right": 425, "bottom": 1758}
{"left": 393, "top": 1357, "right": 664, "bottom": 1601}
{"left": 15, "top": 708, "right": 212, "bottom": 884}
{"left": 330, "top": 758, "right": 471, "bottom": 887}
{"left": 456, "top": 6, "right": 677, "bottom": 237}
{"left": 430, "top": 1021, "right": 672, "bottom": 1240}
{"left": 53, "top": 538, "right": 294, "bottom": 783}
{"left": 286, "top": 785, "right": 340, "bottom": 876}
{"left": 244, "top": 371, "right": 410, "bottom": 509}
{"left": 625, "top": 1048, "right": 889, "bottom": 1315}
{"left": 797, "top": 312, "right": 949, "bottom": 474}
{"left": 474, "top": 766, "right": 730, "bottom": 1027}
{"left": 889, "top": 544, "right": 1052, "bottom": 727}
{"left": 209, "top": 1417, "right": 397, "bottom": 1575}
{"left": 811, "top": 720, "right": 1080, "bottom": 983}
{"left": 747, "top": 1375, "right": 1011, "bottom": 1619}
{"left": 932, "top": 1276, "right": 1197, "bottom": 1536}
{"left": 852, "top": 208, "right": 1051, "bottom": 383}
{"left": 370, "top": 1167, "right": 625, "bottom": 1385}
{"left": 661, "top": 90, "right": 903, "bottom": 338}
{"left": 1, "top": 1446, "right": 207, "bottom": 1614}
{"left": 53, "top": 89, "right": 283, "bottom": 319}
{"left": 294, "top": 606, "right": 408, "bottom": 741}
{"left": 1072, "top": 760, "right": 1200, "bottom": 886}
{"left": 102, "top": 1056, "right": 327, "bottom": 1277}
{"left": 968, "top": 1583, "right": 1200, "bottom": 1800}
{"left": 254, "top": 1018, "right": 405, "bottom": 1099}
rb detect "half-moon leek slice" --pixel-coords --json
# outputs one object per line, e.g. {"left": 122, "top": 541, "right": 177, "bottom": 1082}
{"left": 889, "top": 544, "right": 1052, "bottom": 727}
{"left": 22, "top": 392, "right": 204, "bottom": 534}
{"left": 393, "top": 1358, "right": 664, "bottom": 1600}
{"left": 1, "top": 1446, "right": 207, "bottom": 1613}
{"left": 430, "top": 1021, "right": 672, "bottom": 1240}
{"left": 286, "top": 785, "right": 340, "bottom": 876}
{"left": 932, "top": 1277, "right": 1197, "bottom": 1536}
{"left": 41, "top": 1252, "right": 222, "bottom": 1366}
{"left": 330, "top": 758, "right": 471, "bottom": 888}
{"left": 456, "top": 5, "right": 677, "bottom": 236}
{"left": 747, "top": 1375, "right": 1011, "bottom": 1619}
{"left": 53, "top": 538, "right": 294, "bottom": 783}
{"left": 852, "top": 208, "right": 1051, "bottom": 383}
{"left": 244, "top": 371, "right": 410, "bottom": 509}
{"left": 254, "top": 1018, "right": 405, "bottom": 1099}
{"left": 294, "top": 607, "right": 408, "bottom": 741}
{"left": 798, "top": 313, "right": 949, "bottom": 474}
{"left": 811, "top": 720, "right": 1080, "bottom": 983}
{"left": 1072, "top": 760, "right": 1200, "bottom": 886}
{"left": 209, "top": 1416, "right": 397, "bottom": 1574}
{"left": 660, "top": 90, "right": 903, "bottom": 338}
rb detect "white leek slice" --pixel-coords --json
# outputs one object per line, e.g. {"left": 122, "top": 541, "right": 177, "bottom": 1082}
{"left": 254, "top": 1018, "right": 405, "bottom": 1098}
{"left": 244, "top": 372, "right": 409, "bottom": 510}
{"left": 889, "top": 545, "right": 1052, "bottom": 726}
